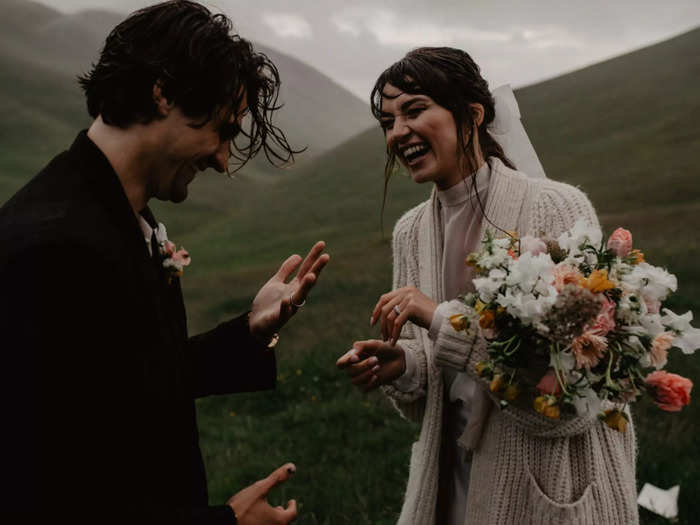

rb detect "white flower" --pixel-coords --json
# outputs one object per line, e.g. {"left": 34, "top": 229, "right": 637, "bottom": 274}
{"left": 620, "top": 262, "right": 677, "bottom": 303}
{"left": 520, "top": 235, "right": 547, "bottom": 256}
{"left": 473, "top": 268, "right": 507, "bottom": 302}
{"left": 154, "top": 222, "right": 168, "bottom": 245}
{"left": 639, "top": 313, "right": 665, "bottom": 338}
{"left": 556, "top": 219, "right": 602, "bottom": 254}
{"left": 617, "top": 293, "right": 643, "bottom": 324}
{"left": 661, "top": 308, "right": 700, "bottom": 354}
{"left": 496, "top": 289, "right": 556, "bottom": 325}
{"left": 505, "top": 251, "right": 555, "bottom": 293}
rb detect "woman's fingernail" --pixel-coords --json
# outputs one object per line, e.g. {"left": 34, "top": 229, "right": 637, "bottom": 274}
{"left": 369, "top": 356, "right": 378, "bottom": 365}
{"left": 372, "top": 365, "right": 380, "bottom": 373}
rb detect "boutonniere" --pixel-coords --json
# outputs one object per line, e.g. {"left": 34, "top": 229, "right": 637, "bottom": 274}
{"left": 154, "top": 223, "right": 191, "bottom": 283}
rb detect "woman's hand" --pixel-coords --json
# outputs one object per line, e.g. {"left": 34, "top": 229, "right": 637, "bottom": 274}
{"left": 370, "top": 286, "right": 437, "bottom": 345}
{"left": 336, "top": 340, "right": 406, "bottom": 392}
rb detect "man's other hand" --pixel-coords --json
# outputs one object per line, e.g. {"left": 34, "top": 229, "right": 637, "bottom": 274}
{"left": 249, "top": 241, "right": 329, "bottom": 340}
{"left": 227, "top": 463, "right": 298, "bottom": 524}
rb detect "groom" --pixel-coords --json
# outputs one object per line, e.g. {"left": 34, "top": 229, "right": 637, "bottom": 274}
{"left": 0, "top": 1, "right": 328, "bottom": 523}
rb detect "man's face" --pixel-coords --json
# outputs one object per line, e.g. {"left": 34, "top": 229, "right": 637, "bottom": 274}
{"left": 153, "top": 95, "right": 248, "bottom": 203}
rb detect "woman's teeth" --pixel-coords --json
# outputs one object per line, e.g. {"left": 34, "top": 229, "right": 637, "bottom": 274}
{"left": 403, "top": 144, "right": 430, "bottom": 162}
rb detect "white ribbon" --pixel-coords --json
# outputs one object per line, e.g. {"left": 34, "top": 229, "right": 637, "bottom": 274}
{"left": 487, "top": 84, "right": 547, "bottom": 179}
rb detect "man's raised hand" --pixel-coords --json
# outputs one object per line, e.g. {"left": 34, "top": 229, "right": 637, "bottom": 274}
{"left": 249, "top": 241, "right": 330, "bottom": 341}
{"left": 227, "top": 463, "right": 298, "bottom": 524}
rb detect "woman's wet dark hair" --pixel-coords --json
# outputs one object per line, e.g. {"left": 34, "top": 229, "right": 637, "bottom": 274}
{"left": 370, "top": 47, "right": 515, "bottom": 227}
{"left": 78, "top": 0, "right": 298, "bottom": 171}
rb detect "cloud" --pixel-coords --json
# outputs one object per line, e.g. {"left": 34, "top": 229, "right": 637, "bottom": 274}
{"left": 330, "top": 7, "right": 587, "bottom": 51}
{"left": 262, "top": 12, "right": 313, "bottom": 39}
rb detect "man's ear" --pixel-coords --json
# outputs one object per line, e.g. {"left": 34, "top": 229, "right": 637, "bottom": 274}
{"left": 153, "top": 82, "right": 174, "bottom": 117}
{"left": 469, "top": 103, "right": 485, "bottom": 128}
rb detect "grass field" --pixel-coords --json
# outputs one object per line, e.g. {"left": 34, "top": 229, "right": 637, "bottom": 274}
{"left": 1, "top": 13, "right": 699, "bottom": 523}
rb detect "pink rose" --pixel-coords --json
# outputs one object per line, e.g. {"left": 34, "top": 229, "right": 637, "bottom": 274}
{"left": 607, "top": 228, "right": 633, "bottom": 257}
{"left": 591, "top": 298, "right": 616, "bottom": 337}
{"left": 644, "top": 370, "right": 693, "bottom": 412}
{"left": 536, "top": 369, "right": 562, "bottom": 396}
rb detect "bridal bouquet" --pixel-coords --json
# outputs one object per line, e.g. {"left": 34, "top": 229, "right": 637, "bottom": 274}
{"left": 450, "top": 221, "right": 699, "bottom": 431}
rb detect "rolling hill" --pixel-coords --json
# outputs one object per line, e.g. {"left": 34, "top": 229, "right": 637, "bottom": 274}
{"left": 0, "top": 0, "right": 373, "bottom": 191}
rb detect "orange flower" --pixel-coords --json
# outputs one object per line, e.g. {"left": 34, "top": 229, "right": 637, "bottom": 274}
{"left": 449, "top": 314, "right": 470, "bottom": 332}
{"left": 628, "top": 249, "right": 645, "bottom": 265}
{"left": 533, "top": 395, "right": 560, "bottom": 418}
{"left": 489, "top": 374, "right": 506, "bottom": 393}
{"left": 645, "top": 371, "right": 693, "bottom": 412}
{"left": 601, "top": 409, "right": 628, "bottom": 432}
{"left": 584, "top": 269, "right": 615, "bottom": 293}
{"left": 479, "top": 310, "right": 495, "bottom": 330}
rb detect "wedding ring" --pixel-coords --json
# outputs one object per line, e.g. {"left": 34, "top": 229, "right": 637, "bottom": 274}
{"left": 290, "top": 295, "right": 306, "bottom": 308}
{"left": 393, "top": 305, "right": 401, "bottom": 315}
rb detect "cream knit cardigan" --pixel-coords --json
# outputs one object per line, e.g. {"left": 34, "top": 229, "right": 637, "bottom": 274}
{"left": 383, "top": 158, "right": 638, "bottom": 525}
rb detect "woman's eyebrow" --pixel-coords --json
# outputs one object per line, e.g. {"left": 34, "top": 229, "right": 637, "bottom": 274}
{"left": 399, "top": 96, "right": 428, "bottom": 113}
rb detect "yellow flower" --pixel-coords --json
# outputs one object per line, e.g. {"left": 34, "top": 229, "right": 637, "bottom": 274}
{"left": 584, "top": 269, "right": 615, "bottom": 293}
{"left": 475, "top": 361, "right": 491, "bottom": 377}
{"left": 533, "top": 396, "right": 548, "bottom": 414}
{"left": 543, "top": 404, "right": 561, "bottom": 419}
{"left": 466, "top": 253, "right": 479, "bottom": 268}
{"left": 504, "top": 384, "right": 520, "bottom": 401}
{"left": 602, "top": 409, "right": 628, "bottom": 432}
{"left": 533, "top": 395, "right": 559, "bottom": 418}
{"left": 449, "top": 314, "right": 470, "bottom": 332}
{"left": 474, "top": 299, "right": 486, "bottom": 314}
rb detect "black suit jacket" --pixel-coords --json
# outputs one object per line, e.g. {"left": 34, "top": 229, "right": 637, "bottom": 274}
{"left": 0, "top": 132, "right": 276, "bottom": 523}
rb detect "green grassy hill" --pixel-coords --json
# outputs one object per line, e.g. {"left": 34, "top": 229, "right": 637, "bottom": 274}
{"left": 0, "top": 0, "right": 698, "bottom": 520}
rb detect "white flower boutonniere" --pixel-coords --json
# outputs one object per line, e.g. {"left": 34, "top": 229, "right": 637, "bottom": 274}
{"left": 154, "top": 222, "right": 191, "bottom": 283}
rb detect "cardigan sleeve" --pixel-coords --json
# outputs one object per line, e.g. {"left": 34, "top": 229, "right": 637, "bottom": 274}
{"left": 380, "top": 206, "right": 429, "bottom": 424}
{"left": 432, "top": 182, "right": 603, "bottom": 438}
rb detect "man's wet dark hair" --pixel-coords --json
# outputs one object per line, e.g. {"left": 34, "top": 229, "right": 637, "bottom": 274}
{"left": 78, "top": 0, "right": 296, "bottom": 170}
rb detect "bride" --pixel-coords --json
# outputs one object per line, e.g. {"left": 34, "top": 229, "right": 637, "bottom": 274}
{"left": 337, "top": 47, "right": 638, "bottom": 524}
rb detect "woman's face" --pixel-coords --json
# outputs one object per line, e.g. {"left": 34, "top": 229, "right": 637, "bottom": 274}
{"left": 379, "top": 83, "right": 463, "bottom": 189}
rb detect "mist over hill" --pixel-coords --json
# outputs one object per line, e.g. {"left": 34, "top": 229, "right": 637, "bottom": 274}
{"left": 0, "top": 0, "right": 372, "bottom": 191}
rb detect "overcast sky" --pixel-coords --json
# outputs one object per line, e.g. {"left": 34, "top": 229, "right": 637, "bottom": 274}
{"left": 42, "top": 0, "right": 700, "bottom": 101}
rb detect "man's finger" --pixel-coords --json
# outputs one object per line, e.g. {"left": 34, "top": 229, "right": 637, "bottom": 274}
{"left": 295, "top": 241, "right": 326, "bottom": 279}
{"left": 278, "top": 499, "right": 298, "bottom": 523}
{"left": 260, "top": 462, "right": 296, "bottom": 494}
{"left": 275, "top": 255, "right": 303, "bottom": 281}
{"left": 307, "top": 253, "right": 330, "bottom": 279}
{"left": 290, "top": 272, "right": 317, "bottom": 306}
